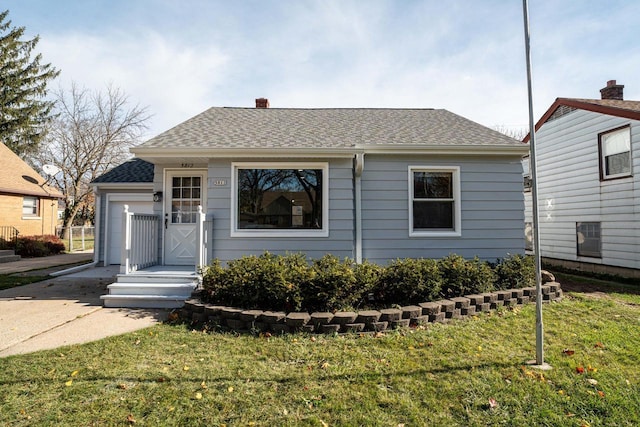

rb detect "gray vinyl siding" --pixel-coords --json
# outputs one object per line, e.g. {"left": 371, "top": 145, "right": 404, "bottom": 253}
{"left": 206, "top": 158, "right": 355, "bottom": 263}
{"left": 525, "top": 109, "right": 640, "bottom": 269}
{"left": 361, "top": 154, "right": 525, "bottom": 264}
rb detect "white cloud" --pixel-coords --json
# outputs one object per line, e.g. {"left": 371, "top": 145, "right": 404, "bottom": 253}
{"left": 41, "top": 30, "right": 229, "bottom": 137}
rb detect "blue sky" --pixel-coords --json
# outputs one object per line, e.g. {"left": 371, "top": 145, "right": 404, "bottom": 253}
{"left": 7, "top": 0, "right": 640, "bottom": 139}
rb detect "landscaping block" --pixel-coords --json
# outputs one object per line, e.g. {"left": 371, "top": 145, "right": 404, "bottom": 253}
{"left": 204, "top": 304, "right": 224, "bottom": 317}
{"left": 466, "top": 294, "right": 485, "bottom": 306}
{"left": 320, "top": 324, "right": 341, "bottom": 334}
{"left": 344, "top": 323, "right": 365, "bottom": 333}
{"left": 253, "top": 321, "right": 269, "bottom": 332}
{"left": 419, "top": 302, "right": 441, "bottom": 315}
{"left": 461, "top": 306, "right": 476, "bottom": 316}
{"left": 207, "top": 315, "right": 223, "bottom": 326}
{"left": 510, "top": 289, "right": 524, "bottom": 299}
{"left": 239, "top": 310, "right": 264, "bottom": 323}
{"left": 503, "top": 298, "right": 518, "bottom": 307}
{"left": 356, "top": 310, "right": 381, "bottom": 324}
{"left": 301, "top": 324, "right": 315, "bottom": 333}
{"left": 445, "top": 309, "right": 462, "bottom": 319}
{"left": 450, "top": 297, "right": 470, "bottom": 309}
{"left": 411, "top": 315, "right": 430, "bottom": 326}
{"left": 548, "top": 282, "right": 561, "bottom": 292}
{"left": 496, "top": 290, "right": 512, "bottom": 301}
{"left": 220, "top": 307, "right": 242, "bottom": 320}
{"left": 490, "top": 300, "right": 504, "bottom": 310}
{"left": 369, "top": 321, "right": 388, "bottom": 332}
{"left": 310, "top": 312, "right": 333, "bottom": 327}
{"left": 439, "top": 300, "right": 456, "bottom": 313}
{"left": 286, "top": 312, "right": 311, "bottom": 327}
{"left": 260, "top": 311, "right": 286, "bottom": 324}
{"left": 541, "top": 285, "right": 551, "bottom": 295}
{"left": 401, "top": 305, "right": 422, "bottom": 319}
{"left": 379, "top": 308, "right": 402, "bottom": 322}
{"left": 482, "top": 293, "right": 498, "bottom": 303}
{"left": 555, "top": 290, "right": 563, "bottom": 300}
{"left": 522, "top": 287, "right": 537, "bottom": 297}
{"left": 271, "top": 324, "right": 290, "bottom": 334}
{"left": 331, "top": 311, "right": 358, "bottom": 325}
{"left": 390, "top": 319, "right": 410, "bottom": 329}
{"left": 191, "top": 312, "right": 207, "bottom": 323}
{"left": 477, "top": 302, "right": 491, "bottom": 312}
{"left": 428, "top": 312, "right": 445, "bottom": 323}
{"left": 517, "top": 296, "right": 530, "bottom": 305}
{"left": 226, "top": 319, "right": 246, "bottom": 330}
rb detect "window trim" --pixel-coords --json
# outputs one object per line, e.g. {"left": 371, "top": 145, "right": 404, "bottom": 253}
{"left": 230, "top": 162, "right": 329, "bottom": 238}
{"left": 22, "top": 196, "right": 40, "bottom": 219}
{"left": 598, "top": 125, "right": 632, "bottom": 181}
{"left": 408, "top": 166, "right": 461, "bottom": 237}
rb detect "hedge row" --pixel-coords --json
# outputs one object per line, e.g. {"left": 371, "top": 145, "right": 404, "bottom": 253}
{"left": 201, "top": 252, "right": 535, "bottom": 312}
{"left": 0, "top": 235, "right": 66, "bottom": 257}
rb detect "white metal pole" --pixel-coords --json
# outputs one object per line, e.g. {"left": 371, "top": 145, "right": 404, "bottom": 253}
{"left": 522, "top": 0, "right": 546, "bottom": 367}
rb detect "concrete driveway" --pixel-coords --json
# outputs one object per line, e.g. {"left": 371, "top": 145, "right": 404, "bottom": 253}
{"left": 0, "top": 257, "right": 168, "bottom": 358}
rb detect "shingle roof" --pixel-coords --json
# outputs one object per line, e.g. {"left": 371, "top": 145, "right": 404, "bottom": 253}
{"left": 92, "top": 158, "right": 154, "bottom": 184}
{"left": 0, "top": 142, "right": 63, "bottom": 198}
{"left": 568, "top": 98, "right": 640, "bottom": 113}
{"left": 135, "top": 107, "right": 522, "bottom": 151}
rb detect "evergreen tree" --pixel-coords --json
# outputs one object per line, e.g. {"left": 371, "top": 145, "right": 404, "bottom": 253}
{"left": 0, "top": 10, "right": 59, "bottom": 156}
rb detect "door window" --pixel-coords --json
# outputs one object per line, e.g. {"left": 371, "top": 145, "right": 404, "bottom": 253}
{"left": 170, "top": 176, "right": 202, "bottom": 223}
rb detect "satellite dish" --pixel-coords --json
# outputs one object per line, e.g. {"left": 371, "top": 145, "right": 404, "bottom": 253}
{"left": 42, "top": 164, "right": 61, "bottom": 176}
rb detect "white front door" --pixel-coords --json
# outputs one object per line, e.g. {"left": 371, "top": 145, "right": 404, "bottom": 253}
{"left": 164, "top": 170, "right": 206, "bottom": 265}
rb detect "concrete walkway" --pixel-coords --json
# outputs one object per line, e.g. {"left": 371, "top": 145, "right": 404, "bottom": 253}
{"left": 0, "top": 253, "right": 168, "bottom": 358}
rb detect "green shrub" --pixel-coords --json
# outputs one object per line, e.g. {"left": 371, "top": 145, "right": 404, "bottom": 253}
{"left": 374, "top": 258, "right": 442, "bottom": 306}
{"left": 302, "top": 254, "right": 360, "bottom": 312}
{"left": 201, "top": 253, "right": 307, "bottom": 312}
{"left": 15, "top": 235, "right": 66, "bottom": 257}
{"left": 493, "top": 254, "right": 535, "bottom": 290}
{"left": 438, "top": 254, "right": 496, "bottom": 298}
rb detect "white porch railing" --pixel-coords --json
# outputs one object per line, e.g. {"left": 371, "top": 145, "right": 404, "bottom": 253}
{"left": 120, "top": 205, "right": 160, "bottom": 274}
{"left": 195, "top": 205, "right": 209, "bottom": 272}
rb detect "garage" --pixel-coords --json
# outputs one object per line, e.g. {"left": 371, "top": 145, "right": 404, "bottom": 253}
{"left": 106, "top": 196, "right": 154, "bottom": 265}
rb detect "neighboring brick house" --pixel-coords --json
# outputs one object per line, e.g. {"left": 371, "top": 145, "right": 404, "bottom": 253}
{"left": 0, "top": 142, "right": 63, "bottom": 238}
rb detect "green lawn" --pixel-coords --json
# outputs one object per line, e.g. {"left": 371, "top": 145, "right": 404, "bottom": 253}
{"left": 0, "top": 274, "right": 49, "bottom": 291}
{"left": 1, "top": 287, "right": 638, "bottom": 426}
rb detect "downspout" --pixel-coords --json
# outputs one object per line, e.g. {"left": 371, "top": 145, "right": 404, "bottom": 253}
{"left": 354, "top": 153, "right": 365, "bottom": 264}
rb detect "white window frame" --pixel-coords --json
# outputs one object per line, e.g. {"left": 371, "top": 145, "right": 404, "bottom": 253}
{"left": 599, "top": 126, "right": 632, "bottom": 180}
{"left": 22, "top": 196, "right": 40, "bottom": 219}
{"left": 408, "top": 166, "right": 461, "bottom": 237}
{"left": 231, "top": 162, "right": 329, "bottom": 238}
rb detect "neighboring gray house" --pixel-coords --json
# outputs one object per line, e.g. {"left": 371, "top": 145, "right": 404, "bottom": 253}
{"left": 93, "top": 100, "right": 528, "bottom": 307}
{"left": 524, "top": 80, "right": 640, "bottom": 277}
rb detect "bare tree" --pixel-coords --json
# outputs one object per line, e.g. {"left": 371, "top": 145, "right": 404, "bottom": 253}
{"left": 33, "top": 82, "right": 149, "bottom": 235}
{"left": 492, "top": 125, "right": 529, "bottom": 141}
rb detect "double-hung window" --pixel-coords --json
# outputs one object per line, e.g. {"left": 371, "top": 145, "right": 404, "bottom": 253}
{"left": 599, "top": 126, "right": 631, "bottom": 180}
{"left": 22, "top": 196, "right": 39, "bottom": 217}
{"left": 576, "top": 222, "right": 601, "bottom": 258}
{"left": 409, "top": 166, "right": 461, "bottom": 236}
{"left": 232, "top": 162, "right": 328, "bottom": 237}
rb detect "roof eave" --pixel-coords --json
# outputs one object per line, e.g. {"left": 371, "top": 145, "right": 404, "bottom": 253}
{"left": 359, "top": 144, "right": 528, "bottom": 156}
{"left": 91, "top": 182, "right": 154, "bottom": 190}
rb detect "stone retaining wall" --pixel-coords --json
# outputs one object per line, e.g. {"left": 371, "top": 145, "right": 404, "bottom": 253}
{"left": 179, "top": 283, "right": 563, "bottom": 334}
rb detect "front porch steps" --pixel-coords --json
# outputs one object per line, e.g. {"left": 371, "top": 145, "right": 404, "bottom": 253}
{"left": 0, "top": 249, "right": 21, "bottom": 263}
{"left": 100, "top": 267, "right": 199, "bottom": 309}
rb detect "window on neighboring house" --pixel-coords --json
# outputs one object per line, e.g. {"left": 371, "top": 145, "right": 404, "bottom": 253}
{"left": 599, "top": 126, "right": 631, "bottom": 180}
{"left": 525, "top": 222, "right": 533, "bottom": 251}
{"left": 22, "top": 196, "right": 39, "bottom": 217}
{"left": 577, "top": 222, "right": 601, "bottom": 258}
{"left": 409, "top": 166, "right": 461, "bottom": 236}
{"left": 232, "top": 163, "right": 328, "bottom": 237}
{"left": 522, "top": 156, "right": 532, "bottom": 191}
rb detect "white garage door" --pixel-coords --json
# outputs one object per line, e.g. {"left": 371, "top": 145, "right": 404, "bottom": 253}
{"left": 107, "top": 199, "right": 154, "bottom": 264}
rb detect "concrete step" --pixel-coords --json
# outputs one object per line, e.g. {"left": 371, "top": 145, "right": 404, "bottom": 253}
{"left": 0, "top": 250, "right": 20, "bottom": 263}
{"left": 100, "top": 294, "right": 190, "bottom": 309}
{"left": 116, "top": 274, "right": 198, "bottom": 284}
{"left": 107, "top": 282, "right": 196, "bottom": 297}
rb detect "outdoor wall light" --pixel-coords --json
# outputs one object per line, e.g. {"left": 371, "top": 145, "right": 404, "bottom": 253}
{"left": 153, "top": 192, "right": 163, "bottom": 202}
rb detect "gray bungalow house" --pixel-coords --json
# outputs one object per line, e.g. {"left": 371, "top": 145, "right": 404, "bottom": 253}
{"left": 93, "top": 100, "right": 528, "bottom": 307}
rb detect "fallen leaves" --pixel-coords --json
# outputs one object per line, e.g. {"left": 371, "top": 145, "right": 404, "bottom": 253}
{"left": 562, "top": 349, "right": 575, "bottom": 356}
{"left": 126, "top": 413, "right": 136, "bottom": 424}
{"left": 488, "top": 397, "right": 498, "bottom": 409}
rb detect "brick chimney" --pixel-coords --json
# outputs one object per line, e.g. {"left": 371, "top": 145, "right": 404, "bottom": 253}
{"left": 255, "top": 98, "right": 270, "bottom": 108}
{"left": 600, "top": 80, "right": 624, "bottom": 100}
